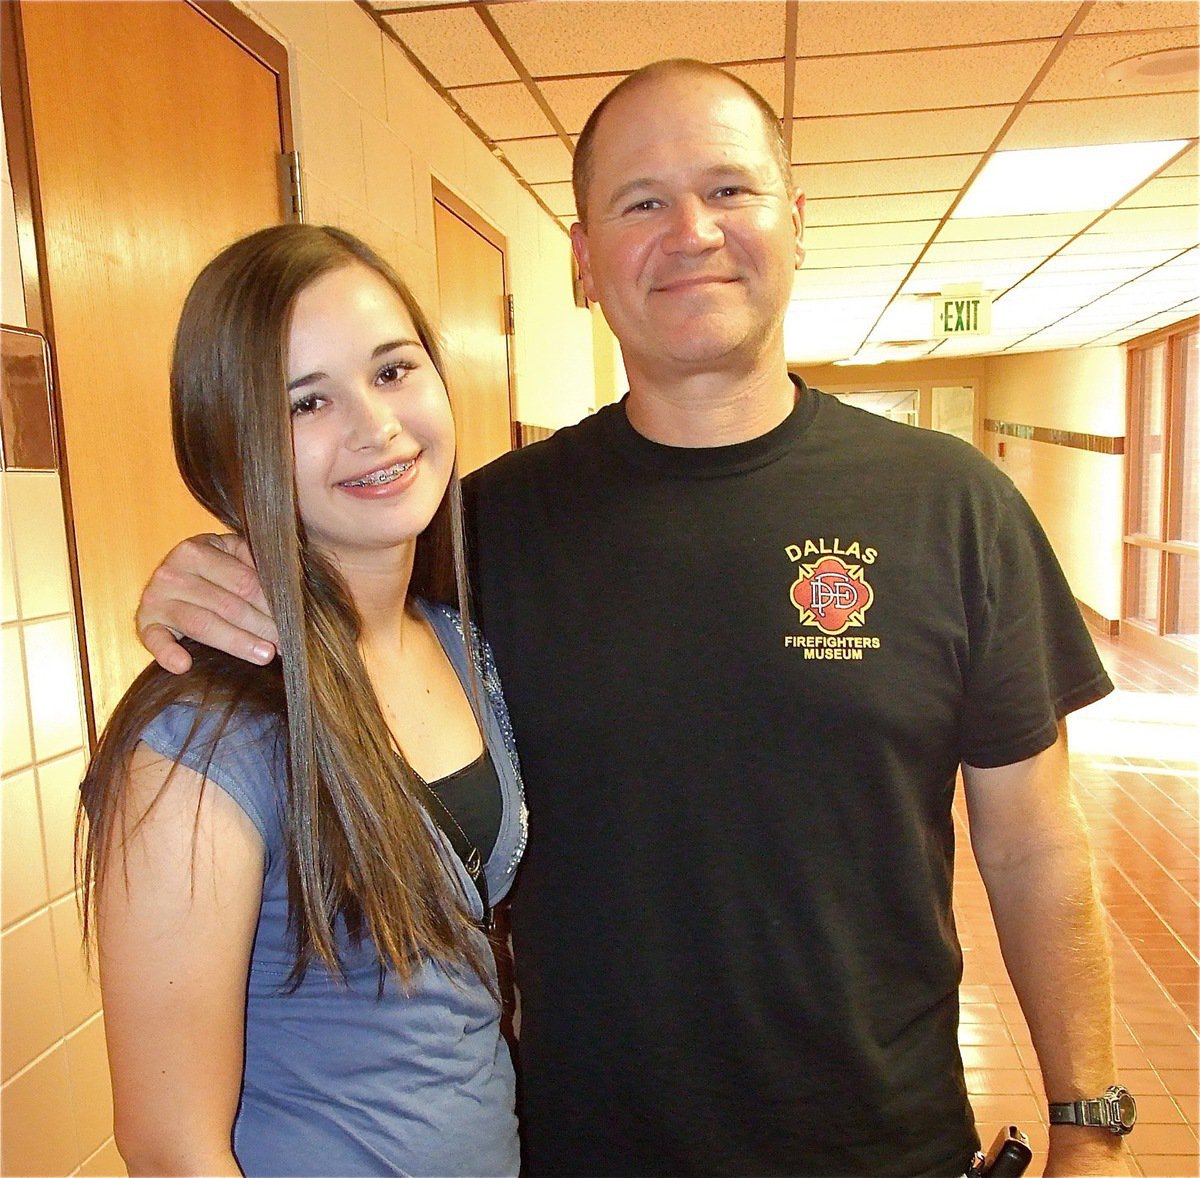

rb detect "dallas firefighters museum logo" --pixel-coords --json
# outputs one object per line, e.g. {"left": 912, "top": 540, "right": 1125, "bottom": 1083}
{"left": 785, "top": 540, "right": 879, "bottom": 658}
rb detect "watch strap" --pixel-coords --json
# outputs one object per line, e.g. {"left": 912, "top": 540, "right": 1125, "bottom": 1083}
{"left": 1048, "top": 1086, "right": 1136, "bottom": 1135}
{"left": 1049, "top": 1100, "right": 1107, "bottom": 1127}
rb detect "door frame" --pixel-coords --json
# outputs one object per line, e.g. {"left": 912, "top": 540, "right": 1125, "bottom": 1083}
{"left": 431, "top": 177, "right": 518, "bottom": 451}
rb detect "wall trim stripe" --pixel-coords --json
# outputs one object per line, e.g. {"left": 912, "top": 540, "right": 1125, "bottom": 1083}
{"left": 985, "top": 419, "right": 1125, "bottom": 455}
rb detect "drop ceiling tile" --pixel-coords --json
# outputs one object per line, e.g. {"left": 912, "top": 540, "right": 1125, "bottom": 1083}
{"left": 1034, "top": 30, "right": 1200, "bottom": 101}
{"left": 536, "top": 63, "right": 784, "bottom": 138}
{"left": 785, "top": 295, "right": 886, "bottom": 360}
{"left": 1061, "top": 283, "right": 1187, "bottom": 319}
{"left": 1059, "top": 229, "right": 1191, "bottom": 255}
{"left": 451, "top": 82, "right": 555, "bottom": 140}
{"left": 1075, "top": 225, "right": 1196, "bottom": 253}
{"left": 1077, "top": 2, "right": 1200, "bottom": 34}
{"left": 535, "top": 76, "right": 618, "bottom": 138}
{"left": 383, "top": 9, "right": 518, "bottom": 87}
{"left": 794, "top": 267, "right": 912, "bottom": 296}
{"left": 726, "top": 62, "right": 786, "bottom": 111}
{"left": 1118, "top": 174, "right": 1199, "bottom": 207}
{"left": 805, "top": 220, "right": 940, "bottom": 250}
{"left": 793, "top": 41, "right": 1053, "bottom": 118}
{"left": 902, "top": 258, "right": 1041, "bottom": 293}
{"left": 922, "top": 234, "right": 1071, "bottom": 263}
{"left": 1001, "top": 91, "right": 1198, "bottom": 149}
{"left": 1091, "top": 204, "right": 1200, "bottom": 237}
{"left": 490, "top": 1, "right": 786, "bottom": 77}
{"left": 497, "top": 136, "right": 574, "bottom": 184}
{"left": 937, "top": 335, "right": 1023, "bottom": 356}
{"left": 795, "top": 106, "right": 1010, "bottom": 164}
{"left": 992, "top": 302, "right": 1092, "bottom": 333}
{"left": 1098, "top": 300, "right": 1199, "bottom": 340}
{"left": 999, "top": 337, "right": 1065, "bottom": 352}
{"left": 1011, "top": 269, "right": 1148, "bottom": 298}
{"left": 790, "top": 1, "right": 1077, "bottom": 55}
{"left": 804, "top": 242, "right": 925, "bottom": 268}
{"left": 938, "top": 211, "right": 1096, "bottom": 242}
{"left": 796, "top": 155, "right": 983, "bottom": 197}
{"left": 1142, "top": 247, "right": 1200, "bottom": 276}
{"left": 532, "top": 181, "right": 578, "bottom": 218}
{"left": 1159, "top": 144, "right": 1198, "bottom": 176}
{"left": 1041, "top": 243, "right": 1182, "bottom": 270}
{"left": 806, "top": 191, "right": 957, "bottom": 225}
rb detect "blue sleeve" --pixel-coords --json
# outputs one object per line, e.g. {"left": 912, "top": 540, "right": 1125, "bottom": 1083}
{"left": 138, "top": 703, "right": 286, "bottom": 865}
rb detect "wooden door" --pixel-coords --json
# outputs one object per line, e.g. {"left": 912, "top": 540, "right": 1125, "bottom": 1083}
{"left": 433, "top": 188, "right": 514, "bottom": 476}
{"left": 19, "top": 0, "right": 287, "bottom": 729}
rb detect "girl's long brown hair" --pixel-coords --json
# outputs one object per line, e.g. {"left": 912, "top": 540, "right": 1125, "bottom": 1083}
{"left": 78, "top": 225, "right": 490, "bottom": 988}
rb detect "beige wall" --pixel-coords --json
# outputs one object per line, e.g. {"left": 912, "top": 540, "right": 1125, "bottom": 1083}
{"left": 238, "top": 0, "right": 597, "bottom": 429}
{"left": 590, "top": 306, "right": 626, "bottom": 409}
{"left": 984, "top": 347, "right": 1126, "bottom": 621}
{"left": 1, "top": 112, "right": 123, "bottom": 1177}
{"left": 984, "top": 346, "right": 1126, "bottom": 436}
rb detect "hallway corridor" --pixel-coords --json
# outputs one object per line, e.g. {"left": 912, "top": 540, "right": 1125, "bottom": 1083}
{"left": 953, "top": 630, "right": 1198, "bottom": 1177}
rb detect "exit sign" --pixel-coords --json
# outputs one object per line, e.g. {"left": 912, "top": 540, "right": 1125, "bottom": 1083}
{"left": 934, "top": 290, "right": 992, "bottom": 337}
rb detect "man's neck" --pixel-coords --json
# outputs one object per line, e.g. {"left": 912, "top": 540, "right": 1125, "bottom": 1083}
{"left": 623, "top": 361, "right": 797, "bottom": 449}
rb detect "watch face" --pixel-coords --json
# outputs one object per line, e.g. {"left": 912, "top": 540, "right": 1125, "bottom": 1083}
{"left": 1116, "top": 1090, "right": 1137, "bottom": 1130}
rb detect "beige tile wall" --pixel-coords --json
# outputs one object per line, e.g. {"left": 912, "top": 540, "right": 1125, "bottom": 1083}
{"left": 0, "top": 470, "right": 117, "bottom": 1177}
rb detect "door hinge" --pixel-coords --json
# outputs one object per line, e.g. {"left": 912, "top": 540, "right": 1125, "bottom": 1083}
{"left": 278, "top": 151, "right": 305, "bottom": 223}
{"left": 505, "top": 293, "right": 516, "bottom": 336}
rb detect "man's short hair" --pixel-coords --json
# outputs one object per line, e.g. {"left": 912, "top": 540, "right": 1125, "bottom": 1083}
{"left": 571, "top": 59, "right": 792, "bottom": 225}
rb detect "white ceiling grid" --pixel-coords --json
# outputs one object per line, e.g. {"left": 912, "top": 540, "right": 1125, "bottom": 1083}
{"left": 366, "top": 0, "right": 1199, "bottom": 364}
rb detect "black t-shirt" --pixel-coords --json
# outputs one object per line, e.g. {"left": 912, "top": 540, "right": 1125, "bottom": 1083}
{"left": 464, "top": 381, "right": 1111, "bottom": 1177}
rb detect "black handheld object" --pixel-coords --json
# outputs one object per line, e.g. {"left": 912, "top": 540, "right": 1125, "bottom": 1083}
{"left": 968, "top": 1125, "right": 1033, "bottom": 1178}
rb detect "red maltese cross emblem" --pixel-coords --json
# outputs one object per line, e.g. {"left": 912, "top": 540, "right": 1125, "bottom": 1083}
{"left": 790, "top": 556, "right": 875, "bottom": 636}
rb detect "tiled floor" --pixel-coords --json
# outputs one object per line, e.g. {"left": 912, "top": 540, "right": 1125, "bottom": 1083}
{"left": 953, "top": 629, "right": 1199, "bottom": 1177}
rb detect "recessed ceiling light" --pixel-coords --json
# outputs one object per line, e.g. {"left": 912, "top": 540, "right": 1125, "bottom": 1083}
{"left": 1107, "top": 46, "right": 1198, "bottom": 84}
{"left": 953, "top": 141, "right": 1189, "bottom": 218}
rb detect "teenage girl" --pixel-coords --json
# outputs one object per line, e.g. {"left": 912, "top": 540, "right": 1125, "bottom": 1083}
{"left": 79, "top": 225, "right": 526, "bottom": 1176}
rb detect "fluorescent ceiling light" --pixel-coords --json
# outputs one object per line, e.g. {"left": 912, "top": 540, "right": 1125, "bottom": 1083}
{"left": 953, "top": 141, "right": 1188, "bottom": 218}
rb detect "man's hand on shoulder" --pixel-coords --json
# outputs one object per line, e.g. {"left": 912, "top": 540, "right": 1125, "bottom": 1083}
{"left": 137, "top": 534, "right": 278, "bottom": 673}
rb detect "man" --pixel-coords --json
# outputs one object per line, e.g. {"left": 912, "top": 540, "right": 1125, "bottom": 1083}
{"left": 138, "top": 61, "right": 1130, "bottom": 1176}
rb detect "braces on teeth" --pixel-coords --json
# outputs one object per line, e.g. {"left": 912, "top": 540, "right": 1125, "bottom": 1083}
{"left": 343, "top": 460, "right": 413, "bottom": 488}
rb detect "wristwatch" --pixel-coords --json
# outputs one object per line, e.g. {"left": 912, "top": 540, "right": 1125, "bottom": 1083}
{"left": 1048, "top": 1085, "right": 1137, "bottom": 1135}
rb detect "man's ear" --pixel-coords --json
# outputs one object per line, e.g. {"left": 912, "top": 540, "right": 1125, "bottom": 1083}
{"left": 570, "top": 221, "right": 600, "bottom": 304}
{"left": 792, "top": 190, "right": 806, "bottom": 270}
